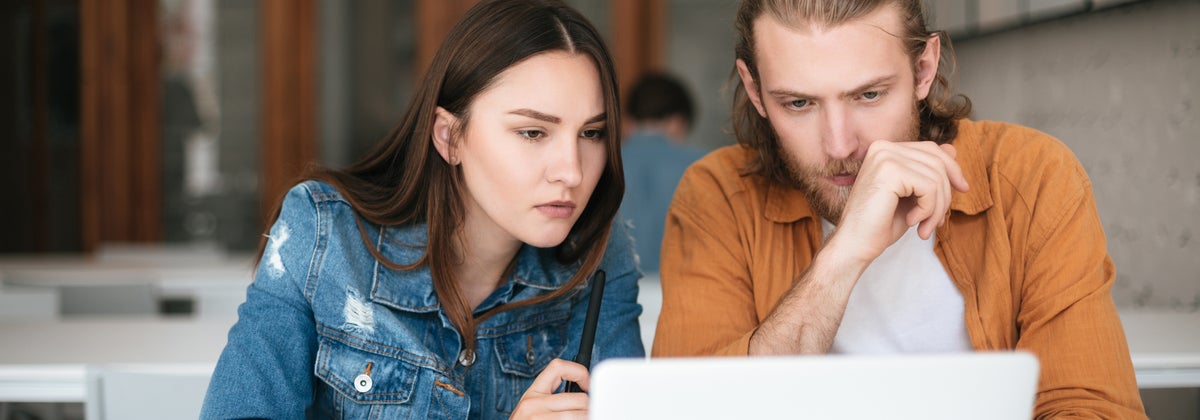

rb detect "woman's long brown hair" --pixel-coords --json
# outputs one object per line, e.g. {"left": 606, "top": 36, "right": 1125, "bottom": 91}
{"left": 258, "top": 0, "right": 624, "bottom": 353}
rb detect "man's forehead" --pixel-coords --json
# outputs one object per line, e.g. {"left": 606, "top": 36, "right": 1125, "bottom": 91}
{"left": 750, "top": 4, "right": 907, "bottom": 53}
{"left": 747, "top": 6, "right": 913, "bottom": 96}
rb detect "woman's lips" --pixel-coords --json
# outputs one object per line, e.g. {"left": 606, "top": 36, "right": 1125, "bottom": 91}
{"left": 535, "top": 201, "right": 576, "bottom": 218}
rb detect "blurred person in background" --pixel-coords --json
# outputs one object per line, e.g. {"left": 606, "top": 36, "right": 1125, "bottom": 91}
{"left": 201, "top": 1, "right": 643, "bottom": 418}
{"left": 619, "top": 73, "right": 705, "bottom": 274}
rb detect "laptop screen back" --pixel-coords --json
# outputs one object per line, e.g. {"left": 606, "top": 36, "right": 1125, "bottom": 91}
{"left": 590, "top": 352, "right": 1039, "bottom": 420}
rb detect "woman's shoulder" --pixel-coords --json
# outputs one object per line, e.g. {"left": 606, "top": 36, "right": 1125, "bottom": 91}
{"left": 274, "top": 180, "right": 361, "bottom": 225}
{"left": 281, "top": 180, "right": 350, "bottom": 207}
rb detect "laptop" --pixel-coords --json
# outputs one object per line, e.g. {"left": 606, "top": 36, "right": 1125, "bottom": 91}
{"left": 590, "top": 352, "right": 1039, "bottom": 420}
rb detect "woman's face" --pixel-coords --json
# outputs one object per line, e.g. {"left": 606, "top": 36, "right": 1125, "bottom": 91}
{"left": 451, "top": 51, "right": 608, "bottom": 249}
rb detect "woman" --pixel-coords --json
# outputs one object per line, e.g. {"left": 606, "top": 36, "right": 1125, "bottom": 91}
{"left": 199, "top": 1, "right": 644, "bottom": 418}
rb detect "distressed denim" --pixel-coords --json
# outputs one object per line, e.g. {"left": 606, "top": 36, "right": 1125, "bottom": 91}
{"left": 201, "top": 181, "right": 645, "bottom": 419}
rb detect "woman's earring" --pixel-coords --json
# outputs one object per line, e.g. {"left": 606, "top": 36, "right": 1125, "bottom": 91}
{"left": 449, "top": 155, "right": 459, "bottom": 165}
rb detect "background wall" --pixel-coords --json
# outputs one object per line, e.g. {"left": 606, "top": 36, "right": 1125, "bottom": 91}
{"left": 667, "top": 0, "right": 740, "bottom": 151}
{"left": 952, "top": 0, "right": 1200, "bottom": 311}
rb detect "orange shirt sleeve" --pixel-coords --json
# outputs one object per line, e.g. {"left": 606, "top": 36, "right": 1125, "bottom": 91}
{"left": 1002, "top": 137, "right": 1146, "bottom": 419}
{"left": 652, "top": 160, "right": 759, "bottom": 357}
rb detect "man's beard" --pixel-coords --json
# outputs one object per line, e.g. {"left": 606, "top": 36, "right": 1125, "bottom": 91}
{"left": 779, "top": 102, "right": 921, "bottom": 224}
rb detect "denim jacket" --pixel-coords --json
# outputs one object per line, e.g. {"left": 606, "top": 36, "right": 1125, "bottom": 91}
{"left": 201, "top": 181, "right": 645, "bottom": 419}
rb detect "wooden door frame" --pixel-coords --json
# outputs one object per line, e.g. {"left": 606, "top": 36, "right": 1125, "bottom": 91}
{"left": 260, "top": 0, "right": 318, "bottom": 220}
{"left": 612, "top": 0, "right": 667, "bottom": 98}
{"left": 79, "top": 0, "right": 161, "bottom": 252}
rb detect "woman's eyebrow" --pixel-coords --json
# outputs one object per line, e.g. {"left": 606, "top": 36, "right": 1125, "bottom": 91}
{"left": 508, "top": 108, "right": 561, "bottom": 124}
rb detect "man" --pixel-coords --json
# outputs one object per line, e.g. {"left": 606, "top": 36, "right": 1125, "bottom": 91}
{"left": 652, "top": 0, "right": 1146, "bottom": 417}
{"left": 619, "top": 73, "right": 705, "bottom": 273}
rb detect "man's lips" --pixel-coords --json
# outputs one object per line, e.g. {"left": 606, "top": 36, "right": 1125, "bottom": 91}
{"left": 827, "top": 174, "right": 857, "bottom": 187}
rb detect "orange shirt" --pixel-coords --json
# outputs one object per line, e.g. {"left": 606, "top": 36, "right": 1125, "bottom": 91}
{"left": 653, "top": 119, "right": 1146, "bottom": 419}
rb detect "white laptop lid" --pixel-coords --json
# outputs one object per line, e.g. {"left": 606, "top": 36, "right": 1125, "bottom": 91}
{"left": 590, "top": 352, "right": 1039, "bottom": 420}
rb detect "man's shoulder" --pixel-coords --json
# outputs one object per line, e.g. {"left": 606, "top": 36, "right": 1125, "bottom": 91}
{"left": 958, "top": 119, "right": 1079, "bottom": 165}
{"left": 957, "top": 119, "right": 1092, "bottom": 205}
{"left": 688, "top": 144, "right": 751, "bottom": 172}
{"left": 955, "top": 118, "right": 1089, "bottom": 175}
{"left": 672, "top": 145, "right": 775, "bottom": 210}
{"left": 682, "top": 145, "right": 761, "bottom": 188}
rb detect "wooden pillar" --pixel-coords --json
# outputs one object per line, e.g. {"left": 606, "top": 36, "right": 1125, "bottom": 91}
{"left": 31, "top": 0, "right": 48, "bottom": 252}
{"left": 415, "top": 0, "right": 478, "bottom": 81}
{"left": 79, "top": 0, "right": 162, "bottom": 252}
{"left": 611, "top": 0, "right": 667, "bottom": 97}
{"left": 261, "top": 0, "right": 318, "bottom": 218}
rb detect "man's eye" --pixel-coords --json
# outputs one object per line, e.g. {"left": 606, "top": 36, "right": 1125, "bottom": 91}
{"left": 787, "top": 99, "right": 809, "bottom": 109}
{"left": 861, "top": 91, "right": 881, "bottom": 100}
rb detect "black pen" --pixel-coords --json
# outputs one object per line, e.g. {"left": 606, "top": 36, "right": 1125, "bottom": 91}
{"left": 565, "top": 269, "right": 605, "bottom": 393}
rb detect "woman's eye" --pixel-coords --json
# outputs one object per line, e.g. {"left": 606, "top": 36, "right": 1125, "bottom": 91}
{"left": 518, "top": 130, "right": 546, "bottom": 141}
{"left": 786, "top": 99, "right": 809, "bottom": 109}
{"left": 861, "top": 91, "right": 882, "bottom": 101}
{"left": 581, "top": 129, "right": 606, "bottom": 141}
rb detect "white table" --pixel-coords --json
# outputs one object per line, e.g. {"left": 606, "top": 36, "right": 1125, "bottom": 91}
{"left": 1120, "top": 311, "right": 1200, "bottom": 389}
{"left": 0, "top": 255, "right": 253, "bottom": 319}
{"left": 0, "top": 256, "right": 253, "bottom": 292}
{"left": 0, "top": 318, "right": 235, "bottom": 402}
{"left": 0, "top": 309, "right": 1193, "bottom": 403}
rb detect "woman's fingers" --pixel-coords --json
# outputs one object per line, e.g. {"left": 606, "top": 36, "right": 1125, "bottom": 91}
{"left": 527, "top": 359, "right": 590, "bottom": 394}
{"left": 511, "top": 359, "right": 593, "bottom": 420}
{"left": 527, "top": 392, "right": 590, "bottom": 412}
{"left": 528, "top": 410, "right": 588, "bottom": 420}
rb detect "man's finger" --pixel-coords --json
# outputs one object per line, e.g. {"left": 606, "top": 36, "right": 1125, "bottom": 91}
{"left": 938, "top": 143, "right": 970, "bottom": 192}
{"left": 939, "top": 143, "right": 957, "bottom": 159}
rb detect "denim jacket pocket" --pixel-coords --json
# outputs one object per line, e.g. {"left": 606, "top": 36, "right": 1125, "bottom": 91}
{"left": 489, "top": 306, "right": 570, "bottom": 414}
{"left": 314, "top": 333, "right": 425, "bottom": 417}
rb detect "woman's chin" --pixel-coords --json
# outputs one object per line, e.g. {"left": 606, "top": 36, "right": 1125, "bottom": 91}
{"left": 519, "top": 231, "right": 572, "bottom": 249}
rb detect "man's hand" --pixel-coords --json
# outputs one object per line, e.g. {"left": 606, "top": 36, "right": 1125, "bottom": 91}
{"left": 509, "top": 358, "right": 590, "bottom": 420}
{"left": 749, "top": 140, "right": 968, "bottom": 356}
{"left": 828, "top": 141, "right": 969, "bottom": 266}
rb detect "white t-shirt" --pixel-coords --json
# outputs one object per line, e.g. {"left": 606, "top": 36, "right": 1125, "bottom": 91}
{"left": 822, "top": 219, "right": 973, "bottom": 354}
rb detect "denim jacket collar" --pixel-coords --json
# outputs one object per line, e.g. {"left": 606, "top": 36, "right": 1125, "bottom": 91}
{"left": 369, "top": 224, "right": 582, "bottom": 313}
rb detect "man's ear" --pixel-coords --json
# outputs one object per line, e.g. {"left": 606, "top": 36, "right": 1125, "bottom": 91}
{"left": 736, "top": 59, "right": 768, "bottom": 118}
{"left": 914, "top": 34, "right": 941, "bottom": 101}
{"left": 432, "top": 107, "right": 458, "bottom": 164}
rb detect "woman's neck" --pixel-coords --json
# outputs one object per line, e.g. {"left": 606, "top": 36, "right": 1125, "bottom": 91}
{"left": 455, "top": 207, "right": 522, "bottom": 311}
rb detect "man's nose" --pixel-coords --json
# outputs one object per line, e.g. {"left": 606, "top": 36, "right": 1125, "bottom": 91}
{"left": 821, "top": 106, "right": 859, "bottom": 161}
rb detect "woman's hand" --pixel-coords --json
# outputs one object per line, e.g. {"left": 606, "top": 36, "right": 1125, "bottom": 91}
{"left": 509, "top": 358, "right": 591, "bottom": 420}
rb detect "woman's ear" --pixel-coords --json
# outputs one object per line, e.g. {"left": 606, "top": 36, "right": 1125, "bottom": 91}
{"left": 432, "top": 107, "right": 459, "bottom": 164}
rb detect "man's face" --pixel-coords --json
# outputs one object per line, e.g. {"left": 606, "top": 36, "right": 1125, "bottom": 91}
{"left": 736, "top": 5, "right": 939, "bottom": 223}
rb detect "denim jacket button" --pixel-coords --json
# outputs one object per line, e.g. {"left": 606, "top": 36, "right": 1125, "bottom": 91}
{"left": 354, "top": 374, "right": 373, "bottom": 393}
{"left": 458, "top": 349, "right": 476, "bottom": 367}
